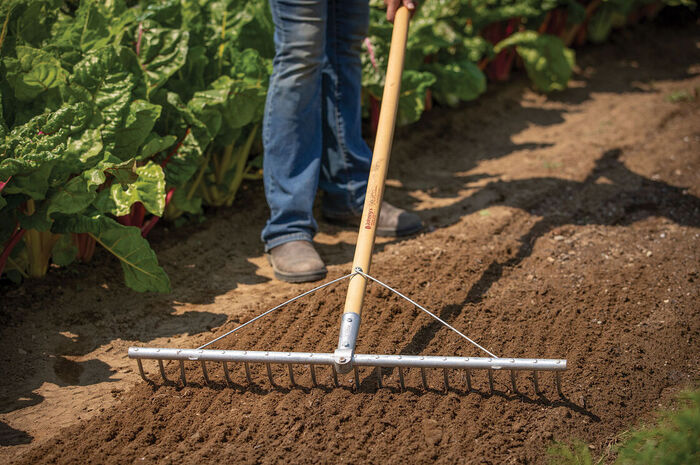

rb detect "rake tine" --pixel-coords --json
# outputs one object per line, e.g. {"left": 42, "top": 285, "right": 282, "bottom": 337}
{"left": 266, "top": 363, "right": 275, "bottom": 387}
{"left": 420, "top": 367, "right": 428, "bottom": 390}
{"left": 465, "top": 369, "right": 472, "bottom": 391}
{"left": 332, "top": 366, "right": 339, "bottom": 387}
{"left": 158, "top": 360, "right": 169, "bottom": 383}
{"left": 353, "top": 366, "right": 360, "bottom": 391}
{"left": 510, "top": 370, "right": 518, "bottom": 394}
{"left": 398, "top": 367, "right": 405, "bottom": 391}
{"left": 244, "top": 362, "right": 253, "bottom": 385}
{"left": 310, "top": 364, "right": 318, "bottom": 387}
{"left": 137, "top": 359, "right": 148, "bottom": 382}
{"left": 488, "top": 370, "right": 495, "bottom": 395}
{"left": 555, "top": 372, "right": 564, "bottom": 398}
{"left": 532, "top": 371, "right": 540, "bottom": 395}
{"left": 179, "top": 360, "right": 186, "bottom": 386}
{"left": 200, "top": 361, "right": 210, "bottom": 385}
{"left": 376, "top": 368, "right": 382, "bottom": 389}
{"left": 222, "top": 362, "right": 232, "bottom": 386}
{"left": 288, "top": 364, "right": 296, "bottom": 386}
{"left": 443, "top": 369, "right": 449, "bottom": 393}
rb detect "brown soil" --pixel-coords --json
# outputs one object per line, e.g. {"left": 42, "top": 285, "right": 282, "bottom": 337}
{"left": 2, "top": 19, "right": 700, "bottom": 465}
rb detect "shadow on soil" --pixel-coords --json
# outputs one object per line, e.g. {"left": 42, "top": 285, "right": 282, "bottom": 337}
{"left": 0, "top": 17, "right": 697, "bottom": 444}
{"left": 0, "top": 422, "right": 33, "bottom": 447}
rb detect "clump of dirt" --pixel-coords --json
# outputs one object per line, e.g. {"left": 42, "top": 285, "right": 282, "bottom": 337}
{"left": 4, "top": 19, "right": 700, "bottom": 465}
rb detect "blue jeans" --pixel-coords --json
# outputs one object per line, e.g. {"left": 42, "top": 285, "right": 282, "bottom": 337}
{"left": 262, "top": 0, "right": 372, "bottom": 251}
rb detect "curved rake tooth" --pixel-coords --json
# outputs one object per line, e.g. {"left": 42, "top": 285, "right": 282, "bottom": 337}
{"left": 398, "top": 367, "right": 405, "bottom": 391}
{"left": 310, "top": 364, "right": 318, "bottom": 387}
{"left": 222, "top": 362, "right": 232, "bottom": 387}
{"left": 200, "top": 361, "right": 210, "bottom": 385}
{"left": 158, "top": 360, "right": 169, "bottom": 383}
{"left": 420, "top": 368, "right": 428, "bottom": 390}
{"left": 532, "top": 371, "right": 540, "bottom": 395}
{"left": 443, "top": 369, "right": 449, "bottom": 393}
{"left": 464, "top": 369, "right": 472, "bottom": 392}
{"left": 244, "top": 362, "right": 253, "bottom": 385}
{"left": 488, "top": 370, "right": 495, "bottom": 395}
{"left": 266, "top": 363, "right": 275, "bottom": 387}
{"left": 556, "top": 372, "right": 564, "bottom": 398}
{"left": 332, "top": 366, "right": 339, "bottom": 388}
{"left": 376, "top": 368, "right": 382, "bottom": 389}
{"left": 510, "top": 370, "right": 518, "bottom": 394}
{"left": 288, "top": 364, "right": 296, "bottom": 386}
{"left": 353, "top": 366, "right": 360, "bottom": 391}
{"left": 137, "top": 359, "right": 148, "bottom": 382}
{"left": 179, "top": 360, "right": 187, "bottom": 386}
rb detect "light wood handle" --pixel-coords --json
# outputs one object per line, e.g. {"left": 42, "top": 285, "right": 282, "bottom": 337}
{"left": 342, "top": 6, "right": 410, "bottom": 316}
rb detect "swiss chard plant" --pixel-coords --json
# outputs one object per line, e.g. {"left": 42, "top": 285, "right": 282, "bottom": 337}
{"left": 0, "top": 0, "right": 273, "bottom": 292}
{"left": 1, "top": 0, "right": 693, "bottom": 292}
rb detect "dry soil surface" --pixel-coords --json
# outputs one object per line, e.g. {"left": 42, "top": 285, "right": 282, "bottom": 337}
{"left": 1, "top": 18, "right": 699, "bottom": 465}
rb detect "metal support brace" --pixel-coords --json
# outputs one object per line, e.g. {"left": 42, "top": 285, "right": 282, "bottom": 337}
{"left": 128, "top": 269, "right": 568, "bottom": 393}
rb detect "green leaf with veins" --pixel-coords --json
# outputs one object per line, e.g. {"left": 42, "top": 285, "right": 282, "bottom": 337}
{"left": 53, "top": 213, "right": 171, "bottom": 293}
{"left": 93, "top": 161, "right": 166, "bottom": 216}
{"left": 3, "top": 46, "right": 68, "bottom": 101}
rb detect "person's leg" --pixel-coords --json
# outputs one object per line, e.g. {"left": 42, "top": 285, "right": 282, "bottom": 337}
{"left": 319, "top": 0, "right": 372, "bottom": 217}
{"left": 319, "top": 0, "right": 423, "bottom": 236}
{"left": 262, "top": 0, "right": 328, "bottom": 251}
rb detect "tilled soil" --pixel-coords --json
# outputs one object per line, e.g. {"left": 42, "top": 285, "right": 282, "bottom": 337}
{"left": 3, "top": 18, "right": 700, "bottom": 465}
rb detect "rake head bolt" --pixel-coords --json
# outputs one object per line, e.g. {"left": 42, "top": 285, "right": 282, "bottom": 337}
{"left": 334, "top": 312, "right": 361, "bottom": 374}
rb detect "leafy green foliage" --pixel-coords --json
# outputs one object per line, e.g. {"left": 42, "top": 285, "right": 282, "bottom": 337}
{"left": 427, "top": 59, "right": 486, "bottom": 106}
{"left": 616, "top": 390, "right": 700, "bottom": 465}
{"left": 53, "top": 213, "right": 171, "bottom": 293}
{"left": 547, "top": 389, "right": 700, "bottom": 465}
{"left": 0, "top": 0, "right": 689, "bottom": 291}
{"left": 495, "top": 32, "right": 575, "bottom": 92}
{"left": 548, "top": 440, "right": 602, "bottom": 465}
{"left": 0, "top": 0, "right": 272, "bottom": 291}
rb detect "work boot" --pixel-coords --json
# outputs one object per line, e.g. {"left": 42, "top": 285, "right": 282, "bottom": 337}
{"left": 268, "top": 240, "right": 327, "bottom": 283}
{"left": 323, "top": 201, "right": 423, "bottom": 237}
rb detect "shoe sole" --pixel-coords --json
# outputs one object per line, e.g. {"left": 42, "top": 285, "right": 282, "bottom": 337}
{"left": 272, "top": 268, "right": 328, "bottom": 283}
{"left": 266, "top": 254, "right": 328, "bottom": 283}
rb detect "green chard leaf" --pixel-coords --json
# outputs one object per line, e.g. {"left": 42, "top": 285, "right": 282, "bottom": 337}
{"left": 135, "top": 21, "right": 189, "bottom": 93}
{"left": 495, "top": 31, "right": 575, "bottom": 92}
{"left": 139, "top": 134, "right": 177, "bottom": 160}
{"left": 113, "top": 100, "right": 162, "bottom": 160}
{"left": 46, "top": 174, "right": 98, "bottom": 218}
{"left": 397, "top": 70, "right": 436, "bottom": 126}
{"left": 3, "top": 46, "right": 68, "bottom": 102}
{"left": 53, "top": 213, "right": 171, "bottom": 293}
{"left": 427, "top": 59, "right": 486, "bottom": 106}
{"left": 51, "top": 233, "right": 77, "bottom": 267}
{"left": 93, "top": 161, "right": 166, "bottom": 217}
{"left": 69, "top": 46, "right": 146, "bottom": 157}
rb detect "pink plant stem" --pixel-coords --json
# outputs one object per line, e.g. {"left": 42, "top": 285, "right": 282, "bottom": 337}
{"left": 0, "top": 225, "right": 26, "bottom": 277}
{"left": 141, "top": 188, "right": 175, "bottom": 237}
{"left": 0, "top": 176, "right": 10, "bottom": 192}
{"left": 161, "top": 128, "right": 190, "bottom": 169}
{"left": 364, "top": 37, "right": 378, "bottom": 72}
{"left": 136, "top": 22, "right": 144, "bottom": 57}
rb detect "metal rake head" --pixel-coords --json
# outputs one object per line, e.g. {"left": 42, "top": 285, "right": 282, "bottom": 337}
{"left": 130, "top": 347, "right": 567, "bottom": 396}
{"left": 129, "top": 269, "right": 568, "bottom": 396}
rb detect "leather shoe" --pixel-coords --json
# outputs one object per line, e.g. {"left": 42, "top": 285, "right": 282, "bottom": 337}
{"left": 268, "top": 240, "right": 327, "bottom": 283}
{"left": 323, "top": 201, "right": 423, "bottom": 237}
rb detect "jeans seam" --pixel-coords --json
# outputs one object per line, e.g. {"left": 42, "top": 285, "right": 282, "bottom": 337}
{"left": 263, "top": 0, "right": 286, "bottom": 226}
{"left": 330, "top": 0, "right": 357, "bottom": 215}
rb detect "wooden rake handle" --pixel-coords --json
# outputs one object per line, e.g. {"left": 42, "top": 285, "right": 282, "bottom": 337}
{"left": 342, "top": 6, "right": 411, "bottom": 317}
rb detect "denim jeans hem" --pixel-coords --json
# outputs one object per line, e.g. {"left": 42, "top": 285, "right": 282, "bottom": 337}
{"left": 264, "top": 232, "right": 314, "bottom": 253}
